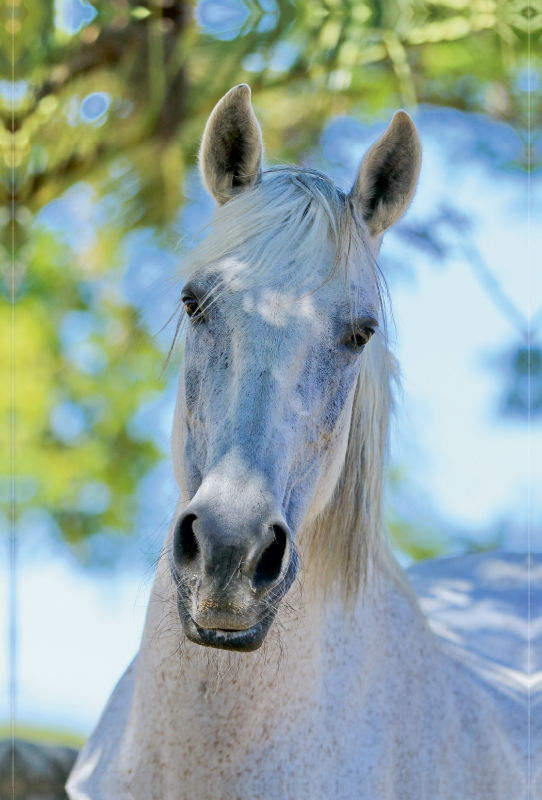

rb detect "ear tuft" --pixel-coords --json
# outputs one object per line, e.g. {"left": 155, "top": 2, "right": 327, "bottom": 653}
{"left": 199, "top": 84, "right": 263, "bottom": 205}
{"left": 350, "top": 111, "right": 422, "bottom": 236}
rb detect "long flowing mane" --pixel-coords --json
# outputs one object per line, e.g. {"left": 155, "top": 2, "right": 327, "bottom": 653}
{"left": 175, "top": 168, "right": 407, "bottom": 611}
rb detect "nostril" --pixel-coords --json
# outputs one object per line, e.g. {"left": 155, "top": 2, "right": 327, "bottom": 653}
{"left": 252, "top": 524, "right": 289, "bottom": 591}
{"left": 174, "top": 513, "right": 200, "bottom": 567}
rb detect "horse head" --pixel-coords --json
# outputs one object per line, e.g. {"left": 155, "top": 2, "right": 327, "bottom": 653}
{"left": 170, "top": 85, "right": 421, "bottom": 651}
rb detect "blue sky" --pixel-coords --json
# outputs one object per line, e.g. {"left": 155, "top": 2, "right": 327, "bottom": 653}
{"left": 385, "top": 109, "right": 540, "bottom": 544}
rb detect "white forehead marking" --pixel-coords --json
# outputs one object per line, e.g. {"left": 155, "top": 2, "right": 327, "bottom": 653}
{"left": 242, "top": 294, "right": 255, "bottom": 314}
{"left": 256, "top": 290, "right": 317, "bottom": 328}
{"left": 219, "top": 257, "right": 249, "bottom": 291}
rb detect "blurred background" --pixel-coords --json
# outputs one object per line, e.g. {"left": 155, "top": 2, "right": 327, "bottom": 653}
{"left": 1, "top": 0, "right": 540, "bottom": 746}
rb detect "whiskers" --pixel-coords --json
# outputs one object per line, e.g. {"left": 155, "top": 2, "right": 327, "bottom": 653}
{"left": 145, "top": 544, "right": 305, "bottom": 689}
{"left": 184, "top": 589, "right": 303, "bottom": 692}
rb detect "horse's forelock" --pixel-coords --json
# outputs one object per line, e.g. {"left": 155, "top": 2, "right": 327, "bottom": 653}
{"left": 180, "top": 168, "right": 371, "bottom": 289}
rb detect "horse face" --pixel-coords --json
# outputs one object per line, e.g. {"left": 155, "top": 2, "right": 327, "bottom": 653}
{"left": 172, "top": 261, "right": 379, "bottom": 651}
{"left": 170, "top": 85, "right": 421, "bottom": 651}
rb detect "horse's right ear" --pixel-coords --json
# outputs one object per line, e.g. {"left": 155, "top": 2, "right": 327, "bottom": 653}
{"left": 199, "top": 84, "right": 263, "bottom": 205}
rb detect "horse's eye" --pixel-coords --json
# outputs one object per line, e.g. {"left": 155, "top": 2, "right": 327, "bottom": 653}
{"left": 349, "top": 327, "right": 374, "bottom": 350}
{"left": 183, "top": 297, "right": 200, "bottom": 318}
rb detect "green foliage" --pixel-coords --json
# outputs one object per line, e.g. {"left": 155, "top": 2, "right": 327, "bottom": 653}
{"left": 1, "top": 216, "right": 167, "bottom": 550}
{"left": 0, "top": 723, "right": 86, "bottom": 749}
{"left": 1, "top": 0, "right": 538, "bottom": 563}
{"left": 2, "top": 0, "right": 537, "bottom": 219}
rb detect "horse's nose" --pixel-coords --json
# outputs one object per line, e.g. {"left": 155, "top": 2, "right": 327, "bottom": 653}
{"left": 173, "top": 507, "right": 292, "bottom": 598}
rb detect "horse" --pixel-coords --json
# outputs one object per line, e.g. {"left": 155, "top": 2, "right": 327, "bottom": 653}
{"left": 67, "top": 84, "right": 540, "bottom": 800}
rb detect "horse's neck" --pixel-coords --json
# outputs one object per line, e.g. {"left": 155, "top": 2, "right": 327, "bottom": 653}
{"left": 72, "top": 543, "right": 528, "bottom": 800}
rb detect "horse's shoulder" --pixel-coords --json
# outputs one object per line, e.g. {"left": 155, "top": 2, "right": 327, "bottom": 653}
{"left": 407, "top": 551, "right": 540, "bottom": 705}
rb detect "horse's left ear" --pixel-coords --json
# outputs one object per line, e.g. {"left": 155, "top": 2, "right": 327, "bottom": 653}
{"left": 199, "top": 84, "right": 263, "bottom": 205}
{"left": 350, "top": 111, "right": 422, "bottom": 237}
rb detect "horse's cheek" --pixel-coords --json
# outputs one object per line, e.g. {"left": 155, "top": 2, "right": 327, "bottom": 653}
{"left": 182, "top": 346, "right": 205, "bottom": 412}
{"left": 183, "top": 434, "right": 204, "bottom": 497}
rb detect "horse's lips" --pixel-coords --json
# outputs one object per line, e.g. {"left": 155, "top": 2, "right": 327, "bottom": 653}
{"left": 182, "top": 612, "right": 273, "bottom": 652}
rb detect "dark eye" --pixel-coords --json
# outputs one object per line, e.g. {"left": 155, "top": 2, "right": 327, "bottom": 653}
{"left": 182, "top": 296, "right": 200, "bottom": 319}
{"left": 349, "top": 327, "right": 374, "bottom": 351}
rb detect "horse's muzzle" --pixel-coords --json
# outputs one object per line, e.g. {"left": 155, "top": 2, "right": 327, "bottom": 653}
{"left": 171, "top": 502, "right": 297, "bottom": 651}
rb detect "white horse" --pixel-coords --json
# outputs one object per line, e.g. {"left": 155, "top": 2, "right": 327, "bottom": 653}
{"left": 67, "top": 85, "right": 540, "bottom": 800}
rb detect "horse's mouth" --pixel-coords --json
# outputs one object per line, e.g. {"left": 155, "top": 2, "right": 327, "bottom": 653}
{"left": 173, "top": 547, "right": 298, "bottom": 652}
{"left": 181, "top": 610, "right": 275, "bottom": 652}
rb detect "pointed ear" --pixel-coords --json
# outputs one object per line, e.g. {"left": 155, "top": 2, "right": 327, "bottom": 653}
{"left": 199, "top": 84, "right": 263, "bottom": 205}
{"left": 350, "top": 111, "right": 422, "bottom": 237}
